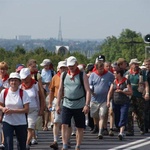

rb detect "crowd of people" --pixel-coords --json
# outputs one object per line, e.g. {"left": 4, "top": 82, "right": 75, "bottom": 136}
{"left": 0, "top": 55, "right": 150, "bottom": 150}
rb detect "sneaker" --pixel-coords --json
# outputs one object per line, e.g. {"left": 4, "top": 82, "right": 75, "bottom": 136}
{"left": 109, "top": 129, "right": 114, "bottom": 136}
{"left": 126, "top": 131, "right": 134, "bottom": 136}
{"left": 75, "top": 146, "right": 80, "bottom": 150}
{"left": 0, "top": 144, "right": 5, "bottom": 150}
{"left": 50, "top": 141, "right": 58, "bottom": 149}
{"left": 31, "top": 139, "right": 38, "bottom": 145}
{"left": 91, "top": 125, "right": 99, "bottom": 134}
{"left": 71, "top": 132, "right": 76, "bottom": 136}
{"left": 140, "top": 130, "right": 145, "bottom": 135}
{"left": 103, "top": 129, "right": 109, "bottom": 135}
{"left": 98, "top": 133, "right": 103, "bottom": 139}
{"left": 118, "top": 133, "right": 124, "bottom": 140}
{"left": 145, "top": 128, "right": 149, "bottom": 133}
{"left": 26, "top": 145, "right": 30, "bottom": 150}
{"left": 67, "top": 142, "right": 71, "bottom": 148}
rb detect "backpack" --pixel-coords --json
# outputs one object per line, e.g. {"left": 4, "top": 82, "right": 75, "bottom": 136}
{"left": 125, "top": 70, "right": 145, "bottom": 94}
{"left": 4, "top": 88, "right": 23, "bottom": 101}
{"left": 113, "top": 79, "right": 130, "bottom": 105}
{"left": 62, "top": 71, "right": 86, "bottom": 98}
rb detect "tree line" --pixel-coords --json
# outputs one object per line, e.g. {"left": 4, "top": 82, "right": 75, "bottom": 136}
{"left": 0, "top": 28, "right": 148, "bottom": 73}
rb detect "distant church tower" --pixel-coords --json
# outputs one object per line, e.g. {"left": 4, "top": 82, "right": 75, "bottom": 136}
{"left": 58, "top": 17, "right": 63, "bottom": 42}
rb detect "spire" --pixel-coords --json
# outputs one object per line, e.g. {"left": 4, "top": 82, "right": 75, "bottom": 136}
{"left": 58, "top": 16, "right": 63, "bottom": 42}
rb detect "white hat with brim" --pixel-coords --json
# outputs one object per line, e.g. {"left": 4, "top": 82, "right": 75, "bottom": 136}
{"left": 67, "top": 56, "right": 77, "bottom": 66}
{"left": 129, "top": 58, "right": 141, "bottom": 65}
{"left": 9, "top": 72, "right": 21, "bottom": 81}
{"left": 20, "top": 68, "right": 30, "bottom": 79}
{"left": 40, "top": 59, "right": 51, "bottom": 66}
{"left": 58, "top": 61, "right": 67, "bottom": 69}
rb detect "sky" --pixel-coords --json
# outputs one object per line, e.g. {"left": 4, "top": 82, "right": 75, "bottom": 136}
{"left": 0, "top": 0, "right": 150, "bottom": 40}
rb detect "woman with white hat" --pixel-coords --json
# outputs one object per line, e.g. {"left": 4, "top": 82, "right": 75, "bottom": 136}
{"left": 0, "top": 72, "right": 30, "bottom": 150}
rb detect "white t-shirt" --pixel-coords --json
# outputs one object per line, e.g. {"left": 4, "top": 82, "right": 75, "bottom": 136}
{"left": 23, "top": 83, "right": 39, "bottom": 109}
{"left": 0, "top": 88, "right": 30, "bottom": 125}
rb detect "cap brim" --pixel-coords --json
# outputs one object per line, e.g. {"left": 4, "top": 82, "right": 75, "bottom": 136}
{"left": 67, "top": 62, "right": 75, "bottom": 66}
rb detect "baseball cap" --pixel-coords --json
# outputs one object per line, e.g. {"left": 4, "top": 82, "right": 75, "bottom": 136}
{"left": 95, "top": 55, "right": 105, "bottom": 63}
{"left": 9, "top": 72, "right": 21, "bottom": 81}
{"left": 58, "top": 61, "right": 67, "bottom": 68}
{"left": 40, "top": 59, "right": 51, "bottom": 66}
{"left": 16, "top": 64, "right": 25, "bottom": 69}
{"left": 97, "top": 55, "right": 105, "bottom": 61}
{"left": 16, "top": 65, "right": 24, "bottom": 72}
{"left": 20, "top": 68, "right": 30, "bottom": 79}
{"left": 67, "top": 56, "right": 77, "bottom": 66}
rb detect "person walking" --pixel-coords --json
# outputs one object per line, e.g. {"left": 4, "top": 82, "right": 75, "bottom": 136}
{"left": 107, "top": 69, "right": 132, "bottom": 140}
{"left": 0, "top": 72, "right": 30, "bottom": 150}
{"left": 40, "top": 59, "right": 55, "bottom": 131}
{"left": 89, "top": 61, "right": 114, "bottom": 139}
{"left": 56, "top": 56, "right": 91, "bottom": 150}
{"left": 125, "top": 58, "right": 149, "bottom": 136}
{"left": 27, "top": 59, "right": 45, "bottom": 144}
{"left": 48, "top": 61, "right": 67, "bottom": 150}
{"left": 20, "top": 68, "right": 45, "bottom": 150}
{"left": 0, "top": 61, "right": 11, "bottom": 149}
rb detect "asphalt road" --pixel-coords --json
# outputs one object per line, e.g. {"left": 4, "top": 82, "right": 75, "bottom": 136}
{"left": 13, "top": 123, "right": 150, "bottom": 150}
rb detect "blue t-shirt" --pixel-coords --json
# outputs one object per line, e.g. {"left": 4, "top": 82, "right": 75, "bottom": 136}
{"left": 89, "top": 71, "right": 114, "bottom": 103}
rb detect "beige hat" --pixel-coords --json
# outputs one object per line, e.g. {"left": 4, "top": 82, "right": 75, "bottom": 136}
{"left": 129, "top": 58, "right": 141, "bottom": 65}
{"left": 9, "top": 72, "right": 21, "bottom": 81}
{"left": 40, "top": 59, "right": 51, "bottom": 66}
{"left": 67, "top": 56, "right": 77, "bottom": 66}
{"left": 58, "top": 61, "right": 67, "bottom": 69}
{"left": 117, "top": 58, "right": 126, "bottom": 65}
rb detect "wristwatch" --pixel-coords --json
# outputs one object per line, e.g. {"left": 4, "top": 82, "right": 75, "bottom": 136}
{"left": 85, "top": 104, "right": 90, "bottom": 107}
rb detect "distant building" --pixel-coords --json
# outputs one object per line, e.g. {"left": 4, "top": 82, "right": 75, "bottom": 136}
{"left": 16, "top": 35, "right": 31, "bottom": 41}
{"left": 55, "top": 46, "right": 69, "bottom": 55}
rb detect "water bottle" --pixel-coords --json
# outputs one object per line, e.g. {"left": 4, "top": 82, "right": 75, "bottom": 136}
{"left": 49, "top": 107, "right": 55, "bottom": 112}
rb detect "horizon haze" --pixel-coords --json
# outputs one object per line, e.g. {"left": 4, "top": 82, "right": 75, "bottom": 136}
{"left": 0, "top": 0, "right": 150, "bottom": 40}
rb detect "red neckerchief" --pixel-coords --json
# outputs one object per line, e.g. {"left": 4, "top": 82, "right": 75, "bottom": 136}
{"left": 115, "top": 77, "right": 127, "bottom": 89}
{"left": 110, "top": 68, "right": 114, "bottom": 73}
{"left": 92, "top": 65, "right": 96, "bottom": 72}
{"left": 129, "top": 69, "right": 139, "bottom": 75}
{"left": 30, "top": 71, "right": 38, "bottom": 75}
{"left": 57, "top": 71, "right": 61, "bottom": 77}
{"left": 68, "top": 67, "right": 80, "bottom": 80}
{"left": 2, "top": 74, "right": 9, "bottom": 82}
{"left": 94, "top": 69, "right": 108, "bottom": 76}
{"left": 22, "top": 78, "right": 36, "bottom": 90}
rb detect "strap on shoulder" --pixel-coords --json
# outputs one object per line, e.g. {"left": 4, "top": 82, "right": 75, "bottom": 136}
{"left": 62, "top": 71, "right": 67, "bottom": 83}
{"left": 19, "top": 89, "right": 23, "bottom": 100}
{"left": 4, "top": 88, "right": 9, "bottom": 101}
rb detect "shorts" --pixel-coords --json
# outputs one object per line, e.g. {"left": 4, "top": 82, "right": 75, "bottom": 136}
{"left": 27, "top": 108, "right": 39, "bottom": 129}
{"left": 90, "top": 101, "right": 108, "bottom": 118}
{"left": 62, "top": 106, "right": 85, "bottom": 128}
{"left": 45, "top": 95, "right": 50, "bottom": 108}
{"left": 52, "top": 98, "right": 62, "bottom": 123}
